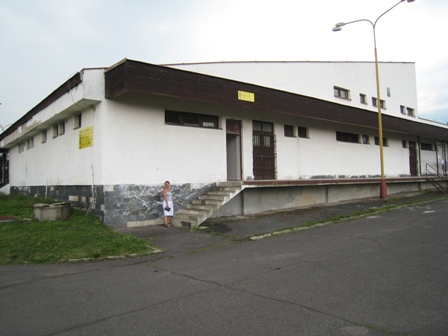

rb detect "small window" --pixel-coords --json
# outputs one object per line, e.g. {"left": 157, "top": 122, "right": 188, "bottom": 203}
{"left": 421, "top": 143, "right": 433, "bottom": 151}
{"left": 372, "top": 98, "right": 386, "bottom": 109}
{"left": 334, "top": 86, "right": 350, "bottom": 100}
{"left": 18, "top": 143, "right": 25, "bottom": 153}
{"left": 26, "top": 137, "right": 34, "bottom": 150}
{"left": 360, "top": 94, "right": 367, "bottom": 104}
{"left": 52, "top": 125, "right": 58, "bottom": 138}
{"left": 374, "top": 136, "right": 388, "bottom": 147}
{"left": 362, "top": 135, "right": 370, "bottom": 144}
{"left": 58, "top": 121, "right": 65, "bottom": 135}
{"left": 402, "top": 140, "right": 408, "bottom": 148}
{"left": 298, "top": 126, "right": 308, "bottom": 138}
{"left": 41, "top": 130, "right": 47, "bottom": 143}
{"left": 284, "top": 125, "right": 294, "bottom": 137}
{"left": 336, "top": 131, "right": 359, "bottom": 144}
{"left": 74, "top": 114, "right": 82, "bottom": 129}
{"left": 400, "top": 105, "right": 406, "bottom": 115}
{"left": 387, "top": 87, "right": 391, "bottom": 97}
{"left": 165, "top": 110, "right": 219, "bottom": 129}
{"left": 201, "top": 115, "right": 218, "bottom": 128}
{"left": 407, "top": 108, "right": 415, "bottom": 117}
{"left": 259, "top": 122, "right": 273, "bottom": 133}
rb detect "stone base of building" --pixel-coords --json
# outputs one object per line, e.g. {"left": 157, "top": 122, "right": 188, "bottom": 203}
{"left": 9, "top": 177, "right": 447, "bottom": 228}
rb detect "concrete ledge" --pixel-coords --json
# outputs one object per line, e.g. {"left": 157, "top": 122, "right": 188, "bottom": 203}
{"left": 212, "top": 178, "right": 447, "bottom": 218}
{"left": 243, "top": 176, "right": 439, "bottom": 187}
{"left": 34, "top": 202, "right": 71, "bottom": 221}
{"left": 127, "top": 218, "right": 163, "bottom": 227}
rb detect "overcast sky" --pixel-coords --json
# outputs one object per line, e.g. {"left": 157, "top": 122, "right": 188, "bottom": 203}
{"left": 1, "top": 0, "right": 447, "bottom": 131}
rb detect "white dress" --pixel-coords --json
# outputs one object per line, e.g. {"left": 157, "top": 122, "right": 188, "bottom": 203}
{"left": 163, "top": 190, "right": 173, "bottom": 216}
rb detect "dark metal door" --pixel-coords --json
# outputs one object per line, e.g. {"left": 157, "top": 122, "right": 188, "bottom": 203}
{"left": 409, "top": 141, "right": 418, "bottom": 176}
{"left": 253, "top": 121, "right": 275, "bottom": 180}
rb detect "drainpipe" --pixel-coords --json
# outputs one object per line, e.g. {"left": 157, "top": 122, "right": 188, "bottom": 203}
{"left": 435, "top": 141, "right": 439, "bottom": 176}
{"left": 417, "top": 136, "right": 422, "bottom": 176}
{"left": 86, "top": 165, "right": 95, "bottom": 215}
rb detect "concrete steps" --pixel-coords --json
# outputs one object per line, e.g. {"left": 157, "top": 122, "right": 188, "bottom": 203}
{"left": 171, "top": 181, "right": 243, "bottom": 229}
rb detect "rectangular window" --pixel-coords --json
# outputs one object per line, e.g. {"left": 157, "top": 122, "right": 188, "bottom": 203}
{"left": 284, "top": 125, "right": 294, "bottom": 137}
{"left": 74, "top": 114, "right": 82, "bottom": 129}
{"left": 421, "top": 143, "right": 433, "bottom": 151}
{"left": 374, "top": 136, "right": 388, "bottom": 147}
{"left": 165, "top": 110, "right": 219, "bottom": 129}
{"left": 253, "top": 121, "right": 273, "bottom": 133}
{"left": 400, "top": 105, "right": 406, "bottom": 115}
{"left": 336, "top": 131, "right": 359, "bottom": 144}
{"left": 360, "top": 94, "right": 367, "bottom": 104}
{"left": 58, "top": 121, "right": 65, "bottom": 135}
{"left": 41, "top": 130, "right": 47, "bottom": 143}
{"left": 18, "top": 143, "right": 25, "bottom": 153}
{"left": 407, "top": 107, "right": 415, "bottom": 117}
{"left": 372, "top": 98, "right": 386, "bottom": 109}
{"left": 334, "top": 86, "right": 350, "bottom": 100}
{"left": 362, "top": 135, "right": 370, "bottom": 144}
{"left": 297, "top": 126, "right": 308, "bottom": 138}
{"left": 52, "top": 125, "right": 58, "bottom": 138}
{"left": 26, "top": 137, "right": 34, "bottom": 150}
{"left": 402, "top": 140, "right": 408, "bottom": 148}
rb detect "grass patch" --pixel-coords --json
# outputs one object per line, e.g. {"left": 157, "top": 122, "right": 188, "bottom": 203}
{"left": 0, "top": 194, "right": 157, "bottom": 264}
{"left": 0, "top": 193, "right": 50, "bottom": 218}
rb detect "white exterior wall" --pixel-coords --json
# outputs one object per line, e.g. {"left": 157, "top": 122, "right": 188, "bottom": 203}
{"left": 254, "top": 115, "right": 412, "bottom": 180}
{"left": 99, "top": 96, "right": 228, "bottom": 185}
{"left": 166, "top": 61, "right": 418, "bottom": 120}
{"left": 9, "top": 110, "right": 97, "bottom": 187}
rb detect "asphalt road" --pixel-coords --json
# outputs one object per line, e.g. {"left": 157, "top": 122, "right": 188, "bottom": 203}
{"left": 1, "top": 197, "right": 447, "bottom": 336}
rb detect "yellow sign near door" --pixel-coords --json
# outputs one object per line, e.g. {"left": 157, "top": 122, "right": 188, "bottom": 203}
{"left": 238, "top": 90, "right": 255, "bottom": 102}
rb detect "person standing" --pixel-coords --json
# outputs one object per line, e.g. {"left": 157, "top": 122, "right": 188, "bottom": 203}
{"left": 162, "top": 181, "right": 173, "bottom": 227}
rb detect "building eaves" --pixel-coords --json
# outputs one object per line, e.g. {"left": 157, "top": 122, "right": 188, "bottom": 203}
{"left": 0, "top": 72, "right": 83, "bottom": 142}
{"left": 105, "top": 59, "right": 448, "bottom": 141}
{"left": 161, "top": 60, "right": 415, "bottom": 66}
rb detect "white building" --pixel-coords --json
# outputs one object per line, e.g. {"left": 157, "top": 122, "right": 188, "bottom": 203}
{"left": 0, "top": 59, "right": 447, "bottom": 228}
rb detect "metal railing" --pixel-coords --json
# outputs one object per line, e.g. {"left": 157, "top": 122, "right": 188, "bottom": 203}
{"left": 425, "top": 163, "right": 447, "bottom": 193}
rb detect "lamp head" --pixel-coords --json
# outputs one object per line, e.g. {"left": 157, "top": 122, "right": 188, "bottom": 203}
{"left": 332, "top": 22, "right": 345, "bottom": 31}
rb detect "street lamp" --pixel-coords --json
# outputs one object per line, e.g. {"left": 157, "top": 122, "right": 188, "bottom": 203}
{"left": 332, "top": 0, "right": 415, "bottom": 199}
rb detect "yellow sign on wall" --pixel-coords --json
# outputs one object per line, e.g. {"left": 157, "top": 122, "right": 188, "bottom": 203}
{"left": 79, "top": 126, "right": 93, "bottom": 149}
{"left": 238, "top": 90, "right": 255, "bottom": 102}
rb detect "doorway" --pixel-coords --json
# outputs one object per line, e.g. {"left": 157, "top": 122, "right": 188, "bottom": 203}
{"left": 252, "top": 120, "right": 276, "bottom": 180}
{"left": 409, "top": 141, "right": 418, "bottom": 176}
{"left": 226, "top": 120, "right": 242, "bottom": 181}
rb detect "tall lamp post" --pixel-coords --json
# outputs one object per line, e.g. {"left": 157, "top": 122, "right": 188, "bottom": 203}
{"left": 332, "top": 0, "right": 415, "bottom": 199}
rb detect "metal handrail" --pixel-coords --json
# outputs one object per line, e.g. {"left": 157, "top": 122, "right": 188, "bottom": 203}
{"left": 425, "top": 163, "right": 439, "bottom": 179}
